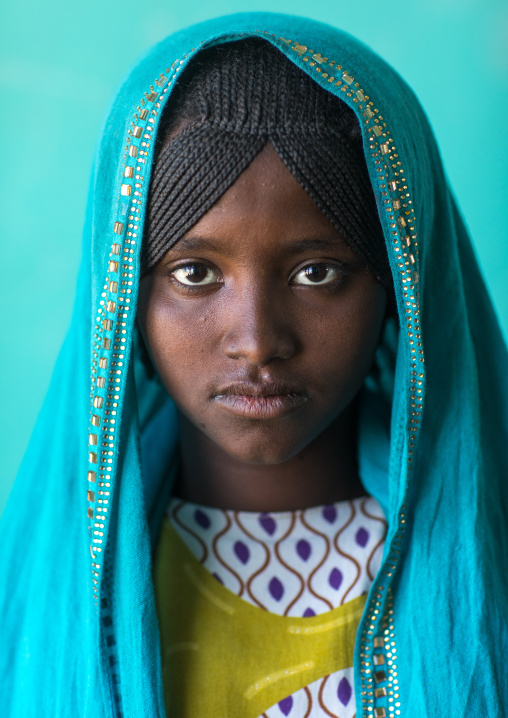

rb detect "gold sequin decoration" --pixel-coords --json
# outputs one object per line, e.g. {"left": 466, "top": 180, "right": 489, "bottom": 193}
{"left": 86, "top": 50, "right": 190, "bottom": 605}
{"left": 374, "top": 671, "right": 387, "bottom": 684}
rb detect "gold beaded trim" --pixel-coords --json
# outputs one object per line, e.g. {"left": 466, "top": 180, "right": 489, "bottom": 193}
{"left": 86, "top": 51, "right": 196, "bottom": 604}
{"left": 85, "top": 31, "right": 425, "bottom": 714}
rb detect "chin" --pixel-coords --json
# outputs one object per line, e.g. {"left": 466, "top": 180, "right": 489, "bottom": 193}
{"left": 216, "top": 431, "right": 306, "bottom": 465}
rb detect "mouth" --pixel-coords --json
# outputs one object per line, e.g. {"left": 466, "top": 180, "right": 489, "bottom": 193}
{"left": 212, "top": 381, "right": 310, "bottom": 419}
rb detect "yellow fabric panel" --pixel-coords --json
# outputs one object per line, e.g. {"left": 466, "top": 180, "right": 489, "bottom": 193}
{"left": 154, "top": 518, "right": 365, "bottom": 718}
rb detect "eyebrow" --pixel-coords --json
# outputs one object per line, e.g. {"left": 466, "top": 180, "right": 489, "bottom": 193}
{"left": 290, "top": 237, "right": 348, "bottom": 253}
{"left": 171, "top": 235, "right": 348, "bottom": 255}
{"left": 171, "top": 236, "right": 219, "bottom": 253}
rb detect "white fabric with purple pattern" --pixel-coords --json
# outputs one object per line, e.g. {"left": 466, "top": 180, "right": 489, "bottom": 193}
{"left": 167, "top": 495, "right": 387, "bottom": 718}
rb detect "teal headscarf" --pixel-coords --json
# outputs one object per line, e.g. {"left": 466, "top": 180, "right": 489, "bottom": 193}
{"left": 1, "top": 12, "right": 507, "bottom": 717}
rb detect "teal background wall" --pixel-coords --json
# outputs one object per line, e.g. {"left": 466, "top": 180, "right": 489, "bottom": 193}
{"left": 1, "top": 0, "right": 507, "bottom": 514}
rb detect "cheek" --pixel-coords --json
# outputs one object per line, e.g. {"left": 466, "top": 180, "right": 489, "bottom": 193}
{"left": 309, "top": 282, "right": 386, "bottom": 397}
{"left": 142, "top": 297, "right": 219, "bottom": 397}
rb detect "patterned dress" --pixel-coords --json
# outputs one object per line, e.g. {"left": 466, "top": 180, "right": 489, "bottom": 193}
{"left": 154, "top": 496, "right": 387, "bottom": 718}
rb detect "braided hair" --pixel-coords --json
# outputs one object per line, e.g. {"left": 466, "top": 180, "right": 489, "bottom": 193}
{"left": 144, "top": 38, "right": 389, "bottom": 286}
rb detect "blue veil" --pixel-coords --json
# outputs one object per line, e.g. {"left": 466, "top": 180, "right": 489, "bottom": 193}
{"left": 2, "top": 12, "right": 507, "bottom": 717}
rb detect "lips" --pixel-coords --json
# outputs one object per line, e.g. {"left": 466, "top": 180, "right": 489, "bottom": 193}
{"left": 212, "top": 380, "right": 309, "bottom": 419}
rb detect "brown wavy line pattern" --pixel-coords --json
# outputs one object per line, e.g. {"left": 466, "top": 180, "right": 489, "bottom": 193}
{"left": 171, "top": 500, "right": 208, "bottom": 564}
{"left": 333, "top": 501, "right": 361, "bottom": 606}
{"left": 303, "top": 685, "right": 313, "bottom": 718}
{"left": 272, "top": 512, "right": 305, "bottom": 616}
{"left": 359, "top": 497, "right": 386, "bottom": 523}
{"left": 234, "top": 511, "right": 270, "bottom": 610}
{"left": 317, "top": 675, "right": 340, "bottom": 718}
{"left": 300, "top": 511, "right": 334, "bottom": 611}
{"left": 211, "top": 510, "right": 245, "bottom": 597}
{"left": 360, "top": 498, "right": 388, "bottom": 582}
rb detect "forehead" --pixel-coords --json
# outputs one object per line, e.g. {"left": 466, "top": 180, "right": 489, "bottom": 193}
{"left": 164, "top": 143, "right": 355, "bottom": 261}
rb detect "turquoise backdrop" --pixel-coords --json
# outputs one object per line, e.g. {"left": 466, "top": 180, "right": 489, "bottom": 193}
{"left": 1, "top": 0, "right": 507, "bottom": 513}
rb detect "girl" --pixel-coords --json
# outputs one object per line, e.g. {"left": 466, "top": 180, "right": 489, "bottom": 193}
{"left": 1, "top": 12, "right": 507, "bottom": 718}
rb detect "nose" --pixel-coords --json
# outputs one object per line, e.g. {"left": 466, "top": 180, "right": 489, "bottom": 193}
{"left": 222, "top": 287, "right": 297, "bottom": 366}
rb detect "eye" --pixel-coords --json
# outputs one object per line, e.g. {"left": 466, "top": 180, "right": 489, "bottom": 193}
{"left": 171, "top": 262, "right": 220, "bottom": 287}
{"left": 292, "top": 263, "right": 342, "bottom": 286}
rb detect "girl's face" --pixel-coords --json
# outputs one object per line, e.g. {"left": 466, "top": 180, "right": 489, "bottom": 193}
{"left": 137, "top": 143, "right": 387, "bottom": 465}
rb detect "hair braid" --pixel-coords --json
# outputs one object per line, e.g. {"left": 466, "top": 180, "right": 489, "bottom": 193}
{"left": 143, "top": 38, "right": 389, "bottom": 285}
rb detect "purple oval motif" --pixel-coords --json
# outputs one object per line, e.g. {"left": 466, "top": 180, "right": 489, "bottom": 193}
{"left": 212, "top": 572, "right": 223, "bottom": 585}
{"left": 356, "top": 527, "right": 369, "bottom": 547}
{"left": 322, "top": 505, "right": 337, "bottom": 523}
{"left": 303, "top": 607, "right": 316, "bottom": 618}
{"left": 329, "top": 567, "right": 343, "bottom": 590}
{"left": 234, "top": 540, "right": 250, "bottom": 564}
{"left": 259, "top": 513, "right": 276, "bottom": 535}
{"left": 194, "top": 509, "right": 210, "bottom": 529}
{"left": 338, "top": 677, "right": 352, "bottom": 706}
{"left": 278, "top": 696, "right": 293, "bottom": 716}
{"left": 296, "top": 539, "right": 311, "bottom": 561}
{"left": 269, "top": 576, "right": 284, "bottom": 601}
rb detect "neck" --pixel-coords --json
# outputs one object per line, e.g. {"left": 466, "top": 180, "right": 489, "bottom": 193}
{"left": 173, "top": 404, "right": 365, "bottom": 512}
